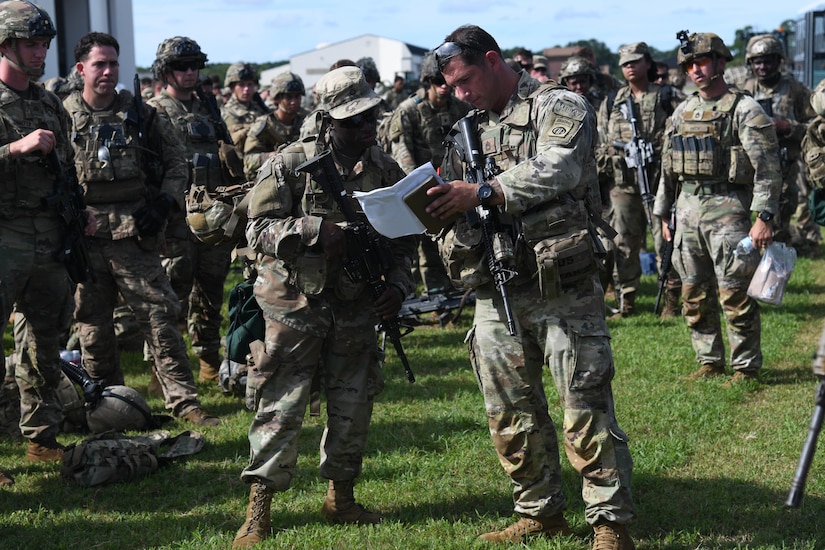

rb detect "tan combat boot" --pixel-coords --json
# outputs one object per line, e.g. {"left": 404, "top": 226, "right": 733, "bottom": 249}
{"left": 478, "top": 513, "right": 571, "bottom": 543}
{"left": 686, "top": 363, "right": 726, "bottom": 380}
{"left": 0, "top": 469, "right": 14, "bottom": 486}
{"left": 198, "top": 351, "right": 221, "bottom": 382}
{"left": 592, "top": 521, "right": 635, "bottom": 550}
{"left": 25, "top": 440, "right": 65, "bottom": 462}
{"left": 609, "top": 292, "right": 636, "bottom": 320}
{"left": 320, "top": 479, "right": 383, "bottom": 524}
{"left": 232, "top": 482, "right": 274, "bottom": 549}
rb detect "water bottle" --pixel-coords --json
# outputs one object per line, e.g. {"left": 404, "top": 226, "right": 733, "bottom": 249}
{"left": 736, "top": 236, "right": 755, "bottom": 256}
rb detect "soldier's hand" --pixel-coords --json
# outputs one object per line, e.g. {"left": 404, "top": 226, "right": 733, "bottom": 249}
{"left": 751, "top": 217, "right": 773, "bottom": 248}
{"left": 83, "top": 209, "right": 98, "bottom": 236}
{"left": 374, "top": 286, "right": 403, "bottom": 320}
{"left": 425, "top": 180, "right": 477, "bottom": 219}
{"left": 10, "top": 129, "right": 56, "bottom": 156}
{"left": 319, "top": 221, "right": 346, "bottom": 260}
{"left": 773, "top": 118, "right": 792, "bottom": 136}
{"left": 662, "top": 219, "right": 672, "bottom": 242}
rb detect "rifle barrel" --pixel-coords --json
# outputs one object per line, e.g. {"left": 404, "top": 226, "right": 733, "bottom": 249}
{"left": 786, "top": 379, "right": 825, "bottom": 508}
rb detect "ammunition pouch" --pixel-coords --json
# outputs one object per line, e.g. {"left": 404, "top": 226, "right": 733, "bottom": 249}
{"left": 533, "top": 228, "right": 597, "bottom": 300}
{"left": 437, "top": 216, "right": 490, "bottom": 290}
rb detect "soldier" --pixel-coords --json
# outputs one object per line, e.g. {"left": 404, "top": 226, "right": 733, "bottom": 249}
{"left": 148, "top": 37, "right": 237, "bottom": 384}
{"left": 386, "top": 52, "right": 471, "bottom": 294}
{"left": 530, "top": 55, "right": 549, "bottom": 83}
{"left": 559, "top": 55, "right": 603, "bottom": 110}
{"left": 221, "top": 62, "right": 269, "bottom": 153}
{"left": 232, "top": 66, "right": 416, "bottom": 548}
{"left": 383, "top": 74, "right": 408, "bottom": 109}
{"left": 64, "top": 32, "right": 218, "bottom": 426}
{"left": 0, "top": 0, "right": 91, "bottom": 463}
{"left": 741, "top": 34, "right": 821, "bottom": 256}
{"left": 426, "top": 25, "right": 636, "bottom": 549}
{"left": 243, "top": 71, "right": 308, "bottom": 180}
{"left": 654, "top": 32, "right": 781, "bottom": 383}
{"left": 598, "top": 42, "right": 683, "bottom": 318}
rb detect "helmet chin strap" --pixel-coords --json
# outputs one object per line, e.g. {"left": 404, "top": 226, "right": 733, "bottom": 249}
{"left": 4, "top": 39, "right": 45, "bottom": 78}
{"left": 165, "top": 69, "right": 195, "bottom": 95}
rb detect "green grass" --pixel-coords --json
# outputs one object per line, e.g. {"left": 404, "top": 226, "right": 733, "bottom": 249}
{"left": 2, "top": 254, "right": 825, "bottom": 549}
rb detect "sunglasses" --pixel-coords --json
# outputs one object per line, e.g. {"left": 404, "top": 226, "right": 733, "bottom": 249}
{"left": 170, "top": 60, "right": 202, "bottom": 72}
{"left": 430, "top": 75, "right": 447, "bottom": 86}
{"left": 434, "top": 41, "right": 485, "bottom": 71}
{"left": 338, "top": 109, "right": 379, "bottom": 129}
{"left": 655, "top": 73, "right": 668, "bottom": 79}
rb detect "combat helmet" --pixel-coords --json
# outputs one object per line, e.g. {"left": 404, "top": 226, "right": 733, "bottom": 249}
{"left": 0, "top": 0, "right": 56, "bottom": 77}
{"left": 420, "top": 52, "right": 439, "bottom": 84}
{"left": 746, "top": 34, "right": 784, "bottom": 63}
{"left": 558, "top": 56, "right": 596, "bottom": 85}
{"left": 269, "top": 71, "right": 305, "bottom": 97}
{"left": 0, "top": 0, "right": 55, "bottom": 45}
{"left": 224, "top": 62, "right": 258, "bottom": 88}
{"left": 152, "top": 36, "right": 208, "bottom": 81}
{"left": 676, "top": 31, "right": 732, "bottom": 67}
{"left": 356, "top": 56, "right": 381, "bottom": 85}
{"left": 85, "top": 385, "right": 155, "bottom": 434}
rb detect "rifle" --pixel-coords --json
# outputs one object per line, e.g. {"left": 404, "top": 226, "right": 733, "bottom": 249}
{"left": 450, "top": 113, "right": 518, "bottom": 335}
{"left": 41, "top": 149, "right": 94, "bottom": 284}
{"left": 613, "top": 96, "right": 655, "bottom": 230}
{"left": 786, "top": 341, "right": 825, "bottom": 508}
{"left": 398, "top": 288, "right": 476, "bottom": 328}
{"left": 132, "top": 73, "right": 163, "bottom": 189}
{"left": 296, "top": 150, "right": 415, "bottom": 383}
{"left": 654, "top": 200, "right": 677, "bottom": 315}
{"left": 195, "top": 86, "right": 234, "bottom": 146}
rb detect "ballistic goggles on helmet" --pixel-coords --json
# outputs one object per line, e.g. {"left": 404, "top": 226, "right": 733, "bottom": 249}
{"left": 434, "top": 41, "right": 486, "bottom": 71}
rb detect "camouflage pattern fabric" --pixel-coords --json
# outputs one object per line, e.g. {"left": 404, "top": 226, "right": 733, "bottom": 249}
{"left": 441, "top": 72, "right": 635, "bottom": 525}
{"left": 242, "top": 107, "right": 309, "bottom": 180}
{"left": 149, "top": 89, "right": 234, "bottom": 362}
{"left": 741, "top": 73, "right": 820, "bottom": 248}
{"left": 221, "top": 93, "right": 269, "bottom": 154}
{"left": 240, "top": 132, "right": 415, "bottom": 491}
{"left": 0, "top": 78, "right": 75, "bottom": 446}
{"left": 654, "top": 89, "right": 782, "bottom": 373}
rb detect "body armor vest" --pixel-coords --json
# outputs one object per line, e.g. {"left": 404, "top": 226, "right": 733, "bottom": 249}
{"left": 668, "top": 91, "right": 752, "bottom": 184}
{"left": 66, "top": 92, "right": 145, "bottom": 204}
{"left": 0, "top": 85, "right": 62, "bottom": 216}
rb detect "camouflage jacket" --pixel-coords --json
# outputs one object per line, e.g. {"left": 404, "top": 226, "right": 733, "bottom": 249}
{"left": 221, "top": 94, "right": 269, "bottom": 153}
{"left": 388, "top": 88, "right": 471, "bottom": 174}
{"left": 0, "top": 80, "right": 74, "bottom": 222}
{"left": 653, "top": 86, "right": 782, "bottom": 217}
{"left": 63, "top": 90, "right": 187, "bottom": 240}
{"left": 802, "top": 115, "right": 825, "bottom": 189}
{"left": 741, "top": 73, "right": 815, "bottom": 160}
{"left": 242, "top": 108, "right": 309, "bottom": 180}
{"left": 245, "top": 132, "right": 416, "bottom": 332}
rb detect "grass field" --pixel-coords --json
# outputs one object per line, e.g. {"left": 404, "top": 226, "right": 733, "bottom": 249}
{"left": 2, "top": 251, "right": 824, "bottom": 549}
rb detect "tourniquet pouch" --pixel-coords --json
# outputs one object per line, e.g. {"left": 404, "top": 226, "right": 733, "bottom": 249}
{"left": 533, "top": 228, "right": 595, "bottom": 300}
{"left": 438, "top": 216, "right": 489, "bottom": 289}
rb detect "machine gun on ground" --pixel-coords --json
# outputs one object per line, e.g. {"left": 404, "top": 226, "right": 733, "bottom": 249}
{"left": 397, "top": 288, "right": 476, "bottom": 328}
{"left": 296, "top": 150, "right": 415, "bottom": 383}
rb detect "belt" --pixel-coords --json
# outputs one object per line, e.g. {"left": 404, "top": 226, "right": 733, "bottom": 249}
{"left": 680, "top": 181, "right": 737, "bottom": 196}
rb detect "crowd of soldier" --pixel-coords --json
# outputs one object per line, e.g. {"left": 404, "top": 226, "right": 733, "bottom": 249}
{"left": 2, "top": 3, "right": 825, "bottom": 549}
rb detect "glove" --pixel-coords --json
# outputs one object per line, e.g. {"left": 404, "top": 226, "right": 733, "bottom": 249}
{"left": 133, "top": 193, "right": 174, "bottom": 237}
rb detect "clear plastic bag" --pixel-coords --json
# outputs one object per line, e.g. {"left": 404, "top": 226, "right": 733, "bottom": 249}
{"left": 747, "top": 242, "right": 797, "bottom": 305}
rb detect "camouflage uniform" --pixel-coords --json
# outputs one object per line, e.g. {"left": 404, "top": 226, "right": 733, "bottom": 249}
{"left": 442, "top": 72, "right": 635, "bottom": 526}
{"left": 0, "top": 2, "right": 75, "bottom": 450}
{"left": 741, "top": 70, "right": 818, "bottom": 251}
{"left": 222, "top": 93, "right": 269, "bottom": 154}
{"left": 63, "top": 88, "right": 207, "bottom": 416}
{"left": 240, "top": 74, "right": 415, "bottom": 492}
{"left": 148, "top": 88, "right": 235, "bottom": 370}
{"left": 654, "top": 88, "right": 782, "bottom": 374}
{"left": 243, "top": 106, "right": 308, "bottom": 180}
{"left": 388, "top": 84, "right": 471, "bottom": 293}
{"left": 598, "top": 78, "right": 683, "bottom": 315}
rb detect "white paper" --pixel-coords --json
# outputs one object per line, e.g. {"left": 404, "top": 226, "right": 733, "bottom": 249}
{"left": 353, "top": 163, "right": 443, "bottom": 239}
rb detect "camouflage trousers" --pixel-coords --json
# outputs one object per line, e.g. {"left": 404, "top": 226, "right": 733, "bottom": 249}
{"left": 74, "top": 236, "right": 202, "bottom": 416}
{"left": 468, "top": 277, "right": 635, "bottom": 525}
{"left": 609, "top": 187, "right": 681, "bottom": 297}
{"left": 161, "top": 235, "right": 233, "bottom": 359}
{"left": 241, "top": 288, "right": 384, "bottom": 492}
{"left": 0, "top": 217, "right": 73, "bottom": 443}
{"left": 413, "top": 235, "right": 452, "bottom": 294}
{"left": 672, "top": 188, "right": 763, "bottom": 371}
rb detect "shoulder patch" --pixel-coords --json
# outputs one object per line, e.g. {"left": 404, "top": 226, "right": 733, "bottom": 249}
{"left": 552, "top": 97, "right": 587, "bottom": 122}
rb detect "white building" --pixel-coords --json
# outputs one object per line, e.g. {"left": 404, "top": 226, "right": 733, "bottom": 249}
{"left": 260, "top": 34, "right": 429, "bottom": 96}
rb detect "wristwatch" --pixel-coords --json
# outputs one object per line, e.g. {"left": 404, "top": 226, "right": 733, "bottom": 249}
{"left": 477, "top": 183, "right": 495, "bottom": 208}
{"left": 757, "top": 210, "right": 774, "bottom": 223}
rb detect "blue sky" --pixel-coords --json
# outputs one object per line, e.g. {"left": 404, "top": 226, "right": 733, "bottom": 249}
{"left": 132, "top": 0, "right": 808, "bottom": 68}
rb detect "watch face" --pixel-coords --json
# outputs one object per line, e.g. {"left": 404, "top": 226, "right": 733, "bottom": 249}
{"left": 478, "top": 185, "right": 492, "bottom": 200}
{"left": 759, "top": 211, "right": 774, "bottom": 222}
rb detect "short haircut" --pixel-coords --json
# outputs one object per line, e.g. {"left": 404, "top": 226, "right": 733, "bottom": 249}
{"left": 442, "top": 25, "right": 502, "bottom": 68}
{"left": 74, "top": 32, "right": 119, "bottom": 62}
